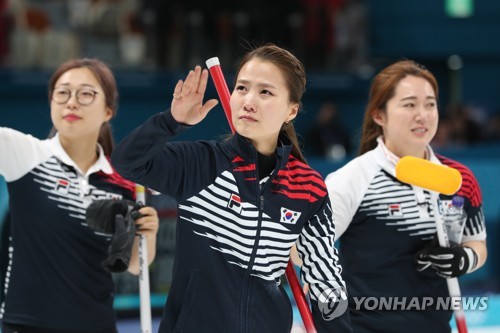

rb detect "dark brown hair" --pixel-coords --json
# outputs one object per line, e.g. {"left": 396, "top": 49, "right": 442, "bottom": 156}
{"left": 48, "top": 58, "right": 118, "bottom": 156}
{"left": 234, "top": 44, "right": 307, "bottom": 163}
{"left": 359, "top": 60, "right": 439, "bottom": 155}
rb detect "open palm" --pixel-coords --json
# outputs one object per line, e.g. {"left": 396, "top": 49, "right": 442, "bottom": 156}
{"left": 170, "top": 66, "right": 219, "bottom": 126}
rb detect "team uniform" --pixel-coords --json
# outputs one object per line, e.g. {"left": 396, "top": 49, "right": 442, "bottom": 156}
{"left": 0, "top": 128, "right": 135, "bottom": 333}
{"left": 111, "top": 110, "right": 352, "bottom": 333}
{"left": 325, "top": 137, "right": 486, "bottom": 333}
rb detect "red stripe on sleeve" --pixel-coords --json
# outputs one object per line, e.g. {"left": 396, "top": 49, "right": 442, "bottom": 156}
{"left": 438, "top": 155, "right": 483, "bottom": 207}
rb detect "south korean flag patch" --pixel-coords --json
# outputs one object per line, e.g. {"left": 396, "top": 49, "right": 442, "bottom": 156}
{"left": 280, "top": 207, "right": 301, "bottom": 224}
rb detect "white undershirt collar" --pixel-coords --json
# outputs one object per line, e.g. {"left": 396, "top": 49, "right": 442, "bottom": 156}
{"left": 48, "top": 133, "right": 113, "bottom": 177}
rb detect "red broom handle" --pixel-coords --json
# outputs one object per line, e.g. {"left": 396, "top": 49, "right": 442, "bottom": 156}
{"left": 205, "top": 57, "right": 317, "bottom": 333}
{"left": 205, "top": 58, "right": 235, "bottom": 133}
{"left": 285, "top": 261, "right": 318, "bottom": 333}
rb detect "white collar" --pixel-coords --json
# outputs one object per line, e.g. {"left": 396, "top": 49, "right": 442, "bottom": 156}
{"left": 48, "top": 133, "right": 113, "bottom": 176}
{"left": 375, "top": 136, "right": 441, "bottom": 175}
{"left": 376, "top": 136, "right": 440, "bottom": 161}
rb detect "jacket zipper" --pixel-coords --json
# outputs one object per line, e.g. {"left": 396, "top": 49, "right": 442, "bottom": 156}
{"left": 239, "top": 154, "right": 275, "bottom": 333}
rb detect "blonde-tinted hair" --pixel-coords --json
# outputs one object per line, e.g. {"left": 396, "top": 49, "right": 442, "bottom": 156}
{"left": 359, "top": 60, "right": 438, "bottom": 155}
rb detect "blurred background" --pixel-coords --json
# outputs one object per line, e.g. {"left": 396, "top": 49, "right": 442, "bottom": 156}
{"left": 0, "top": 0, "right": 499, "bottom": 332}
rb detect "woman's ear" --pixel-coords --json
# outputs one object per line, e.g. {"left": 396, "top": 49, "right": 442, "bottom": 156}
{"left": 104, "top": 107, "right": 113, "bottom": 122}
{"left": 372, "top": 108, "right": 385, "bottom": 127}
{"left": 287, "top": 104, "right": 299, "bottom": 123}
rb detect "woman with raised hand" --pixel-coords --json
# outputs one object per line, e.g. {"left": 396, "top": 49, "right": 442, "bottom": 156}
{"left": 112, "top": 44, "right": 352, "bottom": 333}
{"left": 0, "top": 58, "right": 159, "bottom": 333}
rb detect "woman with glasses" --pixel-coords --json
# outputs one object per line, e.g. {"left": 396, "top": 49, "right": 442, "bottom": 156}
{"left": 0, "top": 58, "right": 159, "bottom": 333}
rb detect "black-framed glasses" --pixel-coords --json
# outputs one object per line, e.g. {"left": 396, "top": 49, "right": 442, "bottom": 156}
{"left": 52, "top": 88, "right": 99, "bottom": 106}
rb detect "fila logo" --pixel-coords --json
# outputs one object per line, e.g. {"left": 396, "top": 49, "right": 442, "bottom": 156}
{"left": 54, "top": 179, "right": 70, "bottom": 194}
{"left": 227, "top": 193, "right": 243, "bottom": 214}
{"left": 280, "top": 207, "right": 301, "bottom": 224}
{"left": 388, "top": 204, "right": 402, "bottom": 216}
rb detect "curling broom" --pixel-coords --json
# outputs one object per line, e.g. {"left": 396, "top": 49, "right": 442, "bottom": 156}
{"left": 396, "top": 156, "right": 467, "bottom": 333}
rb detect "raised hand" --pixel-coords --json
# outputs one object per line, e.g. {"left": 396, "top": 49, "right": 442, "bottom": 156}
{"left": 171, "top": 65, "right": 219, "bottom": 126}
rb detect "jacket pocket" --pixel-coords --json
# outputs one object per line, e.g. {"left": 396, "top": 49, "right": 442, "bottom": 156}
{"left": 248, "top": 278, "right": 293, "bottom": 333}
{"left": 173, "top": 270, "right": 200, "bottom": 332}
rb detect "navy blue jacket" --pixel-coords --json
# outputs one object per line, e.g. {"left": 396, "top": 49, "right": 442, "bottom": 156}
{"left": 325, "top": 139, "right": 486, "bottom": 333}
{"left": 112, "top": 110, "right": 352, "bottom": 333}
{"left": 0, "top": 129, "right": 135, "bottom": 332}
